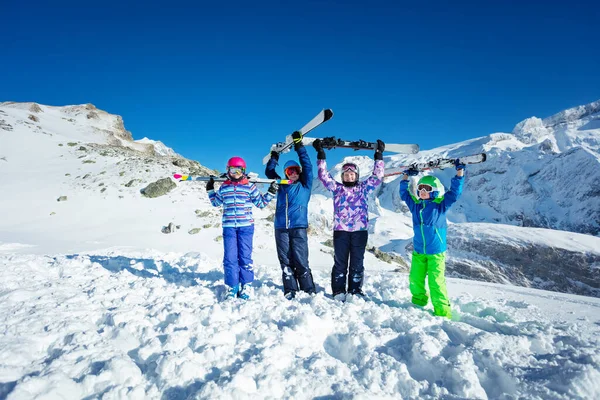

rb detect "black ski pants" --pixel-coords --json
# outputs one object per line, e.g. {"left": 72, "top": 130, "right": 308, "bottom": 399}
{"left": 332, "top": 230, "right": 368, "bottom": 295}
{"left": 275, "top": 228, "right": 315, "bottom": 295}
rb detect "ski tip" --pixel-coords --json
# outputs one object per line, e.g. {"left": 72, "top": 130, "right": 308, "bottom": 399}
{"left": 324, "top": 109, "right": 334, "bottom": 121}
{"left": 173, "top": 174, "right": 182, "bottom": 179}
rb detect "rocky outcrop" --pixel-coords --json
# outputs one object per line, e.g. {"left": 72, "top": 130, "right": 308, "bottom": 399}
{"left": 141, "top": 178, "right": 176, "bottom": 198}
{"left": 446, "top": 224, "right": 600, "bottom": 297}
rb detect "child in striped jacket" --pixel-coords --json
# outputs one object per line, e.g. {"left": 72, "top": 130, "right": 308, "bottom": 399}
{"left": 207, "top": 156, "right": 278, "bottom": 300}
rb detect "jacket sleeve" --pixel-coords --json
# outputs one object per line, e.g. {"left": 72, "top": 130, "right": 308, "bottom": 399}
{"left": 297, "top": 145, "right": 313, "bottom": 188}
{"left": 317, "top": 160, "right": 337, "bottom": 192}
{"left": 249, "top": 183, "right": 274, "bottom": 209}
{"left": 399, "top": 180, "right": 418, "bottom": 213}
{"left": 441, "top": 175, "right": 465, "bottom": 209}
{"left": 265, "top": 157, "right": 281, "bottom": 180}
{"left": 208, "top": 187, "right": 223, "bottom": 207}
{"left": 363, "top": 159, "right": 384, "bottom": 195}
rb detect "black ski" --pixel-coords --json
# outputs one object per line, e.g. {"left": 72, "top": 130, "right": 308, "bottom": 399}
{"left": 263, "top": 109, "right": 334, "bottom": 164}
{"left": 302, "top": 136, "right": 419, "bottom": 154}
{"left": 384, "top": 153, "right": 487, "bottom": 177}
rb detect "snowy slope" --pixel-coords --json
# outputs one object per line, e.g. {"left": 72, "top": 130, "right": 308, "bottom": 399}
{"left": 1, "top": 250, "right": 600, "bottom": 399}
{"left": 1, "top": 101, "right": 599, "bottom": 398}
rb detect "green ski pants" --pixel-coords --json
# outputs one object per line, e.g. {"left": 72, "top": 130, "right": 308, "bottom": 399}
{"left": 409, "top": 251, "right": 451, "bottom": 318}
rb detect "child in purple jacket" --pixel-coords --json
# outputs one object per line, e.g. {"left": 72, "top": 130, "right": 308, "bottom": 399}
{"left": 313, "top": 139, "right": 385, "bottom": 301}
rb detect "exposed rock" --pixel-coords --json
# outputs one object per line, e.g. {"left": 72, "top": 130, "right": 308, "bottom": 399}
{"left": 28, "top": 114, "right": 39, "bottom": 122}
{"left": 367, "top": 246, "right": 410, "bottom": 270}
{"left": 0, "top": 119, "right": 13, "bottom": 131}
{"left": 447, "top": 226, "right": 600, "bottom": 298}
{"left": 141, "top": 178, "right": 176, "bottom": 198}
{"left": 188, "top": 228, "right": 202, "bottom": 235}
{"left": 161, "top": 222, "right": 178, "bottom": 234}
{"left": 57, "top": 196, "right": 67, "bottom": 202}
{"left": 29, "top": 103, "right": 43, "bottom": 113}
{"left": 78, "top": 146, "right": 87, "bottom": 151}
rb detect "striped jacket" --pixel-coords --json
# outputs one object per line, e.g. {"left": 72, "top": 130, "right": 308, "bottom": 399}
{"left": 208, "top": 178, "right": 274, "bottom": 228}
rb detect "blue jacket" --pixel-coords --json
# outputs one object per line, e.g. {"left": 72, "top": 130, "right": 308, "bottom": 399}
{"left": 399, "top": 175, "right": 464, "bottom": 254}
{"left": 265, "top": 145, "right": 313, "bottom": 229}
{"left": 209, "top": 178, "right": 273, "bottom": 228}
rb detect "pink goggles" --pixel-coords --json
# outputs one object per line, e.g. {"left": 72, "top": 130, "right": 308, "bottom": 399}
{"left": 341, "top": 163, "right": 358, "bottom": 174}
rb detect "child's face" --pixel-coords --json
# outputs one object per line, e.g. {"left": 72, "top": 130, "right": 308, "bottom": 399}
{"left": 417, "top": 183, "right": 433, "bottom": 200}
{"left": 285, "top": 167, "right": 301, "bottom": 182}
{"left": 342, "top": 171, "right": 357, "bottom": 183}
{"left": 418, "top": 189, "right": 430, "bottom": 200}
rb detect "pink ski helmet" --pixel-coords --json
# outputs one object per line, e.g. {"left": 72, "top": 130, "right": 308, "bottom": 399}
{"left": 227, "top": 156, "right": 246, "bottom": 171}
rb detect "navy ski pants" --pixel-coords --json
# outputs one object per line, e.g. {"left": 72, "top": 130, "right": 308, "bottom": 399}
{"left": 332, "top": 230, "right": 368, "bottom": 295}
{"left": 275, "top": 228, "right": 316, "bottom": 294}
{"left": 222, "top": 226, "right": 254, "bottom": 287}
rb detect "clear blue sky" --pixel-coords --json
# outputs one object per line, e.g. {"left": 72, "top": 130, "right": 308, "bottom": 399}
{"left": 2, "top": 0, "right": 599, "bottom": 176}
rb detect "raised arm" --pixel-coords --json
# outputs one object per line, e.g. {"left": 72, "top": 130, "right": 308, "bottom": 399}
{"left": 399, "top": 170, "right": 419, "bottom": 213}
{"left": 207, "top": 177, "right": 223, "bottom": 207}
{"left": 441, "top": 163, "right": 465, "bottom": 209}
{"left": 296, "top": 143, "right": 313, "bottom": 188}
{"left": 363, "top": 140, "right": 385, "bottom": 194}
{"left": 265, "top": 151, "right": 282, "bottom": 180}
{"left": 249, "top": 183, "right": 274, "bottom": 209}
{"left": 313, "top": 139, "right": 337, "bottom": 192}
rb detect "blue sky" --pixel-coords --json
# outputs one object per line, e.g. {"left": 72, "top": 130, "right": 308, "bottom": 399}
{"left": 2, "top": 0, "right": 599, "bottom": 176}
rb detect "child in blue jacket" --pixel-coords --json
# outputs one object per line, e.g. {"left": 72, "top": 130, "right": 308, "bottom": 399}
{"left": 265, "top": 132, "right": 316, "bottom": 299}
{"left": 399, "top": 161, "right": 465, "bottom": 318}
{"left": 207, "top": 156, "right": 277, "bottom": 300}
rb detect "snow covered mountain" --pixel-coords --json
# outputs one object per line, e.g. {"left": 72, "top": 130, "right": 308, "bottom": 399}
{"left": 1, "top": 100, "right": 599, "bottom": 399}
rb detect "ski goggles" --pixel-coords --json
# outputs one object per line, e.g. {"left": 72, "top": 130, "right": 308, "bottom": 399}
{"left": 341, "top": 163, "right": 358, "bottom": 174}
{"left": 227, "top": 167, "right": 245, "bottom": 175}
{"left": 417, "top": 184, "right": 434, "bottom": 192}
{"left": 285, "top": 166, "right": 301, "bottom": 176}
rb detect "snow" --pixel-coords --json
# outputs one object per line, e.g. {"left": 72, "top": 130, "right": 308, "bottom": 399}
{"left": 1, "top": 101, "right": 599, "bottom": 399}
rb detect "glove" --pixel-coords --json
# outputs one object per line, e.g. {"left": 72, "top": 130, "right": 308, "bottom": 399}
{"left": 455, "top": 159, "right": 466, "bottom": 170}
{"left": 270, "top": 150, "right": 279, "bottom": 162}
{"left": 403, "top": 168, "right": 419, "bottom": 176}
{"left": 206, "top": 177, "right": 215, "bottom": 191}
{"left": 374, "top": 139, "right": 385, "bottom": 161}
{"left": 268, "top": 181, "right": 279, "bottom": 194}
{"left": 313, "top": 139, "right": 326, "bottom": 160}
{"left": 292, "top": 131, "right": 303, "bottom": 150}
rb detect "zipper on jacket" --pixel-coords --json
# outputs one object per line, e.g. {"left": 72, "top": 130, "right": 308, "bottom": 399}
{"left": 435, "top": 228, "right": 443, "bottom": 247}
{"left": 285, "top": 192, "right": 289, "bottom": 229}
{"left": 233, "top": 185, "right": 238, "bottom": 228}
{"left": 419, "top": 202, "right": 426, "bottom": 254}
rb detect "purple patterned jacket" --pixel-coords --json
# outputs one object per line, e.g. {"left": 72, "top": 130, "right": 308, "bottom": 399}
{"left": 317, "top": 160, "right": 384, "bottom": 232}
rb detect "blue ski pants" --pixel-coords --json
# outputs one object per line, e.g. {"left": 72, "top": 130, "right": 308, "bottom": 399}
{"left": 222, "top": 225, "right": 254, "bottom": 287}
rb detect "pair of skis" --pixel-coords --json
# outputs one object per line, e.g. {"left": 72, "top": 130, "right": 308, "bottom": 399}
{"left": 173, "top": 174, "right": 291, "bottom": 185}
{"left": 262, "top": 109, "right": 420, "bottom": 164}
{"left": 383, "top": 153, "right": 487, "bottom": 177}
